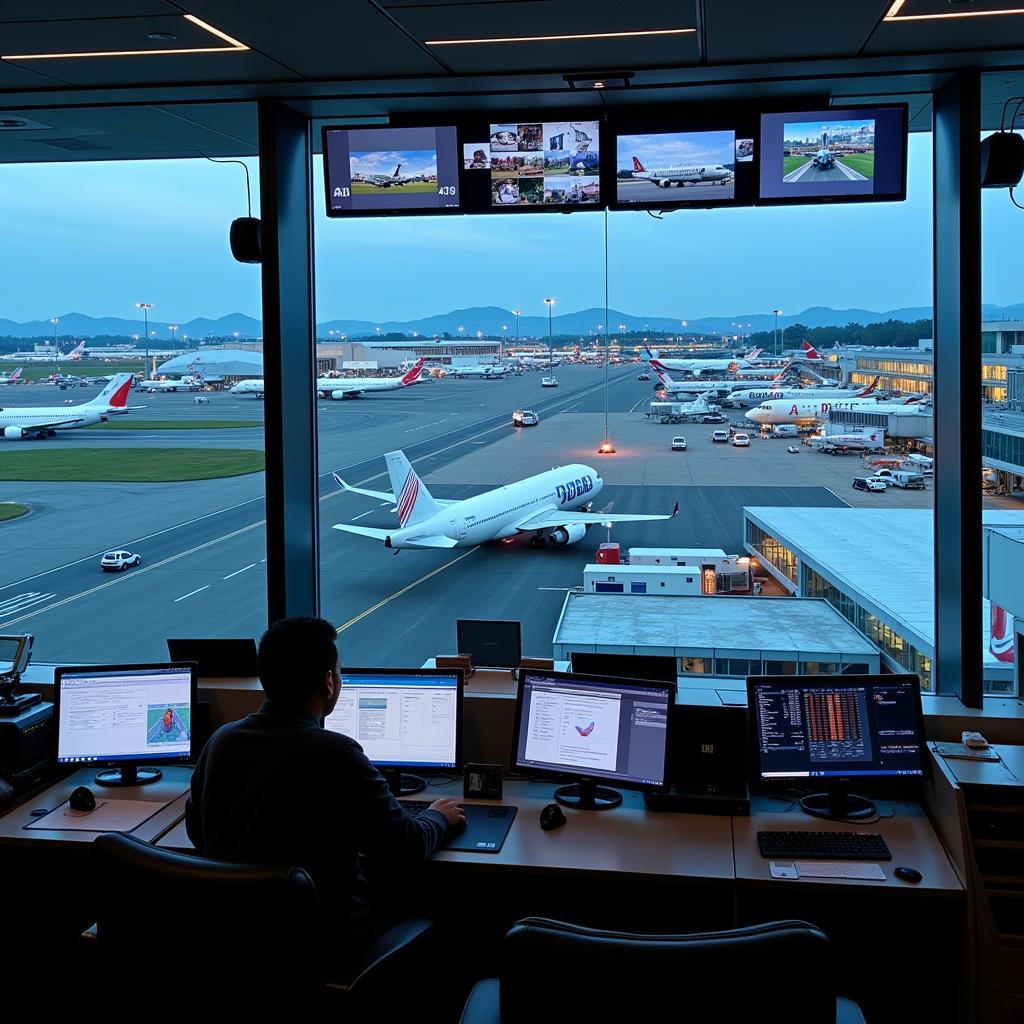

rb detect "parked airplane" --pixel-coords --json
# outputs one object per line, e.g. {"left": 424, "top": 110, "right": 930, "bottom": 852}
{"left": 746, "top": 393, "right": 929, "bottom": 426}
{"left": 809, "top": 428, "right": 886, "bottom": 451}
{"left": 230, "top": 378, "right": 265, "bottom": 398}
{"left": 0, "top": 367, "right": 23, "bottom": 385}
{"left": 139, "top": 376, "right": 199, "bottom": 392}
{"left": 644, "top": 347, "right": 762, "bottom": 376}
{"left": 332, "top": 451, "right": 678, "bottom": 550}
{"left": 450, "top": 364, "right": 507, "bottom": 379}
{"left": 631, "top": 156, "right": 732, "bottom": 188}
{"left": 317, "top": 358, "right": 426, "bottom": 399}
{"left": 365, "top": 164, "right": 425, "bottom": 187}
{"left": 648, "top": 358, "right": 746, "bottom": 398}
{"left": 799, "top": 341, "right": 824, "bottom": 361}
{"left": 726, "top": 376, "right": 878, "bottom": 408}
{"left": 0, "top": 373, "right": 135, "bottom": 439}
{"left": 64, "top": 341, "right": 86, "bottom": 360}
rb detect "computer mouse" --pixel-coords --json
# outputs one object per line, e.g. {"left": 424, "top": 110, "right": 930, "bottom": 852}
{"left": 68, "top": 786, "right": 96, "bottom": 813}
{"left": 539, "top": 803, "right": 566, "bottom": 831}
{"left": 894, "top": 865, "right": 922, "bottom": 883}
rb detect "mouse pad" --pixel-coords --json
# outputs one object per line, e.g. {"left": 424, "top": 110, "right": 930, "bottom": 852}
{"left": 24, "top": 798, "right": 169, "bottom": 833}
{"left": 441, "top": 805, "right": 517, "bottom": 853}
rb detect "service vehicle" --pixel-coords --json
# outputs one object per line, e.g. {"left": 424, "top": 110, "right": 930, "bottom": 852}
{"left": 512, "top": 409, "right": 539, "bottom": 427}
{"left": 541, "top": 376, "right": 559, "bottom": 387}
{"left": 711, "top": 430, "right": 730, "bottom": 443}
{"left": 852, "top": 476, "right": 887, "bottom": 493}
{"left": 731, "top": 433, "right": 751, "bottom": 447}
{"left": 100, "top": 550, "right": 142, "bottom": 572}
{"left": 670, "top": 436, "right": 687, "bottom": 451}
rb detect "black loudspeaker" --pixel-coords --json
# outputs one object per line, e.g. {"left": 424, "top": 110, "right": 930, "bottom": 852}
{"left": 980, "top": 132, "right": 1024, "bottom": 189}
{"left": 229, "top": 216, "right": 262, "bottom": 263}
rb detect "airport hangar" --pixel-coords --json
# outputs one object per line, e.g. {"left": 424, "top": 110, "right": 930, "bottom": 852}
{"left": 743, "top": 507, "right": 1024, "bottom": 696}
{"left": 156, "top": 348, "right": 262, "bottom": 384}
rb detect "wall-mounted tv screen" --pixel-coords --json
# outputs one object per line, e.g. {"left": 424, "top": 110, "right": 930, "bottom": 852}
{"left": 758, "top": 105, "right": 906, "bottom": 203}
{"left": 616, "top": 128, "right": 738, "bottom": 204}
{"left": 322, "top": 125, "right": 461, "bottom": 216}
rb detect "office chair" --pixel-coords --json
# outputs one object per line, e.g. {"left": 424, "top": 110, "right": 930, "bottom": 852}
{"left": 459, "top": 917, "right": 866, "bottom": 1024}
{"left": 92, "top": 833, "right": 434, "bottom": 1012}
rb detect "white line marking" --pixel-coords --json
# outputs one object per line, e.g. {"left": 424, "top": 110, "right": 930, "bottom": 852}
{"left": 351, "top": 510, "right": 374, "bottom": 521}
{"left": 174, "top": 585, "right": 210, "bottom": 603}
{"left": 222, "top": 563, "right": 257, "bottom": 580}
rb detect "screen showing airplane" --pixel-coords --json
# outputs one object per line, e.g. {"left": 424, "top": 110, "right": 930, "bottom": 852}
{"left": 759, "top": 106, "right": 906, "bottom": 202}
{"left": 616, "top": 128, "right": 737, "bottom": 205}
{"left": 323, "top": 125, "right": 460, "bottom": 216}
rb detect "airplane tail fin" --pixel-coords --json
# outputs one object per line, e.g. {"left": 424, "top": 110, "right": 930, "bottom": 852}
{"left": 90, "top": 372, "right": 134, "bottom": 409}
{"left": 648, "top": 358, "right": 675, "bottom": 386}
{"left": 632, "top": 156, "right": 646, "bottom": 173}
{"left": 745, "top": 347, "right": 763, "bottom": 361}
{"left": 67, "top": 341, "right": 86, "bottom": 359}
{"left": 772, "top": 359, "right": 794, "bottom": 385}
{"left": 10, "top": 367, "right": 23, "bottom": 381}
{"left": 393, "top": 164, "right": 401, "bottom": 177}
{"left": 385, "top": 450, "right": 441, "bottom": 528}
{"left": 401, "top": 357, "right": 426, "bottom": 386}
{"left": 802, "top": 341, "right": 821, "bottom": 360}
{"left": 857, "top": 375, "right": 879, "bottom": 397}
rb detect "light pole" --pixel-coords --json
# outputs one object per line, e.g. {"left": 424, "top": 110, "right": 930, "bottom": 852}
{"left": 169, "top": 323, "right": 178, "bottom": 347}
{"left": 512, "top": 309, "right": 521, "bottom": 349}
{"left": 772, "top": 309, "right": 783, "bottom": 357}
{"left": 135, "top": 303, "right": 152, "bottom": 377}
{"left": 544, "top": 298, "right": 556, "bottom": 370}
{"left": 50, "top": 317, "right": 59, "bottom": 372}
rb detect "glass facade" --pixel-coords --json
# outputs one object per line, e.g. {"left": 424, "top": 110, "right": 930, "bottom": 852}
{"left": 680, "top": 657, "right": 712, "bottom": 675}
{"left": 983, "top": 429, "right": 1024, "bottom": 469}
{"left": 746, "top": 522, "right": 798, "bottom": 586}
{"left": 715, "top": 658, "right": 762, "bottom": 677}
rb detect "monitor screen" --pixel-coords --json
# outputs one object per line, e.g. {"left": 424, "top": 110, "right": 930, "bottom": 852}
{"left": 324, "top": 669, "right": 461, "bottom": 769}
{"left": 514, "top": 670, "right": 671, "bottom": 788}
{"left": 616, "top": 128, "right": 738, "bottom": 205}
{"left": 56, "top": 664, "right": 196, "bottom": 766}
{"left": 758, "top": 106, "right": 906, "bottom": 203}
{"left": 322, "top": 125, "right": 461, "bottom": 216}
{"left": 748, "top": 674, "right": 926, "bottom": 784}
{"left": 457, "top": 619, "right": 522, "bottom": 669}
{"left": 569, "top": 651, "right": 677, "bottom": 686}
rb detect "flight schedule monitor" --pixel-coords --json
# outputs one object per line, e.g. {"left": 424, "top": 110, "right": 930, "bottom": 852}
{"left": 324, "top": 668, "right": 462, "bottom": 794}
{"left": 322, "top": 125, "right": 460, "bottom": 216}
{"left": 748, "top": 674, "right": 926, "bottom": 819}
{"left": 55, "top": 663, "right": 196, "bottom": 786}
{"left": 514, "top": 670, "right": 672, "bottom": 810}
{"left": 758, "top": 105, "right": 906, "bottom": 203}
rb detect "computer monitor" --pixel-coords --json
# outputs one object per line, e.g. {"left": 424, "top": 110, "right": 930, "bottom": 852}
{"left": 747, "top": 673, "right": 927, "bottom": 821}
{"left": 569, "top": 651, "right": 677, "bottom": 686}
{"left": 323, "top": 667, "right": 463, "bottom": 796}
{"left": 55, "top": 662, "right": 197, "bottom": 787}
{"left": 456, "top": 619, "right": 522, "bottom": 670}
{"left": 166, "top": 638, "right": 257, "bottom": 678}
{"left": 513, "top": 669, "right": 673, "bottom": 811}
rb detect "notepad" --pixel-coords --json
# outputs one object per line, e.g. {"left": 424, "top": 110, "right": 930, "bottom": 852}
{"left": 795, "top": 861, "right": 887, "bottom": 881}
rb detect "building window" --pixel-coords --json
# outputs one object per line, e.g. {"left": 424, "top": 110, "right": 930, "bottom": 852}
{"left": 715, "top": 658, "right": 762, "bottom": 677}
{"left": 802, "top": 662, "right": 841, "bottom": 675}
{"left": 764, "top": 660, "right": 798, "bottom": 675}
{"left": 680, "top": 657, "right": 712, "bottom": 674}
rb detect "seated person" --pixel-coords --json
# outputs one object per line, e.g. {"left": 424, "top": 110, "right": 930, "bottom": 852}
{"left": 185, "top": 616, "right": 464, "bottom": 947}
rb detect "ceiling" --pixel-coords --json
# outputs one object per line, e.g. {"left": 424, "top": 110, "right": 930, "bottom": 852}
{"left": 1, "top": 0, "right": 1023, "bottom": 161}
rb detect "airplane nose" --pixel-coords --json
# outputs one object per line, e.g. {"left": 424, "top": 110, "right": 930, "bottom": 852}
{"left": 744, "top": 409, "right": 761, "bottom": 422}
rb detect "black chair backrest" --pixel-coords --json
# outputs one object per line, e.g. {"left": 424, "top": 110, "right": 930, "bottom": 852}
{"left": 93, "top": 833, "right": 323, "bottom": 1006}
{"left": 501, "top": 917, "right": 838, "bottom": 1024}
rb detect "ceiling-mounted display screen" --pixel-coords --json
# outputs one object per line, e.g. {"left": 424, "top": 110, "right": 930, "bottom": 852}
{"left": 616, "top": 128, "right": 738, "bottom": 204}
{"left": 322, "top": 125, "right": 460, "bottom": 216}
{"left": 758, "top": 106, "right": 906, "bottom": 203}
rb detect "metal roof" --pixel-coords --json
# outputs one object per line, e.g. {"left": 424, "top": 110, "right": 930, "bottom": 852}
{"left": 156, "top": 348, "right": 261, "bottom": 375}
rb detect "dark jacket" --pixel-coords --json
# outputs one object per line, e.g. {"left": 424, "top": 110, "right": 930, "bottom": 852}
{"left": 185, "top": 701, "right": 447, "bottom": 936}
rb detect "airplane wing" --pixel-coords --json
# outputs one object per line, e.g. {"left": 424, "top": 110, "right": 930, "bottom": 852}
{"left": 514, "top": 502, "right": 679, "bottom": 532}
{"left": 329, "top": 385, "right": 363, "bottom": 396}
{"left": 20, "top": 417, "right": 87, "bottom": 431}
{"left": 331, "top": 472, "right": 395, "bottom": 503}
{"left": 401, "top": 535, "right": 459, "bottom": 549}
{"left": 331, "top": 523, "right": 459, "bottom": 548}
{"left": 332, "top": 524, "right": 391, "bottom": 540}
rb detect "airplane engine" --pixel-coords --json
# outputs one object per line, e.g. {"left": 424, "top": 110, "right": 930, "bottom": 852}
{"left": 3, "top": 427, "right": 24, "bottom": 439}
{"left": 548, "top": 523, "right": 588, "bottom": 546}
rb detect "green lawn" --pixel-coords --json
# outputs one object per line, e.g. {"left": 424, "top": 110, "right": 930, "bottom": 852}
{"left": 97, "top": 419, "right": 263, "bottom": 430}
{"left": 1, "top": 362, "right": 143, "bottom": 381}
{"left": 837, "top": 153, "right": 875, "bottom": 179}
{"left": 0, "top": 502, "right": 29, "bottom": 522}
{"left": 351, "top": 180, "right": 437, "bottom": 194}
{"left": 0, "top": 449, "right": 264, "bottom": 482}
{"left": 783, "top": 155, "right": 808, "bottom": 176}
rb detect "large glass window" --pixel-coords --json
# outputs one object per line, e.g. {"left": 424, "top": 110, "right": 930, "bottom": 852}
{"left": 0, "top": 153, "right": 266, "bottom": 663}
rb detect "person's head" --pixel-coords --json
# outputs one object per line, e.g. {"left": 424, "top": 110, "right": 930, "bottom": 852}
{"left": 258, "top": 616, "right": 340, "bottom": 718}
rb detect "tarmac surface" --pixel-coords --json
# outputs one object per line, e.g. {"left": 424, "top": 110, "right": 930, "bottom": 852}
{"left": 616, "top": 178, "right": 735, "bottom": 203}
{"left": 0, "top": 366, "right": 955, "bottom": 666}
{"left": 782, "top": 160, "right": 869, "bottom": 184}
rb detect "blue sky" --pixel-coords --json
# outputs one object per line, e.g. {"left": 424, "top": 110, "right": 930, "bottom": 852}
{"left": 616, "top": 130, "right": 735, "bottom": 172}
{"left": 0, "top": 133, "right": 1019, "bottom": 325}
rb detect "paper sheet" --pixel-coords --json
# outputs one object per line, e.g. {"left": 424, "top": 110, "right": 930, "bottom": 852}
{"left": 794, "top": 861, "right": 887, "bottom": 880}
{"left": 25, "top": 798, "right": 165, "bottom": 833}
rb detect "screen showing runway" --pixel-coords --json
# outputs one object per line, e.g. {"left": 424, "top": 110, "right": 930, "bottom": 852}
{"left": 616, "top": 129, "right": 736, "bottom": 204}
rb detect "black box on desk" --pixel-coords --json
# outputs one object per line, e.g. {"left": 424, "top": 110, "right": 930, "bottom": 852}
{"left": 0, "top": 701, "right": 55, "bottom": 791}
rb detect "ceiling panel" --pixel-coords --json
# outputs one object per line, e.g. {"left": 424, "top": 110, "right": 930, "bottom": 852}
{"left": 866, "top": 1, "right": 1024, "bottom": 52}
{"left": 706, "top": 1, "right": 891, "bottom": 62}
{"left": 0, "top": 1, "right": 177, "bottom": 21}
{"left": 0, "top": 59, "right": 73, "bottom": 88}
{"left": 181, "top": 0, "right": 449, "bottom": 78}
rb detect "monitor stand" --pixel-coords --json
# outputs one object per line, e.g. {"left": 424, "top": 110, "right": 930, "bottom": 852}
{"left": 554, "top": 778, "right": 622, "bottom": 811}
{"left": 800, "top": 786, "right": 876, "bottom": 821}
{"left": 95, "top": 765, "right": 163, "bottom": 788}
{"left": 382, "top": 767, "right": 427, "bottom": 797}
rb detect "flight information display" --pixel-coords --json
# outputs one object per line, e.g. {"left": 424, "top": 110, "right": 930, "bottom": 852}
{"left": 322, "top": 125, "right": 460, "bottom": 216}
{"left": 758, "top": 105, "right": 906, "bottom": 202}
{"left": 749, "top": 676, "right": 926, "bottom": 782}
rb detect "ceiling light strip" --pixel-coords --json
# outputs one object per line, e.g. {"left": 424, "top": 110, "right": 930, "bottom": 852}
{"left": 885, "top": 2, "right": 1024, "bottom": 20}
{"left": 426, "top": 27, "right": 695, "bottom": 46}
{"left": 2, "top": 15, "right": 248, "bottom": 61}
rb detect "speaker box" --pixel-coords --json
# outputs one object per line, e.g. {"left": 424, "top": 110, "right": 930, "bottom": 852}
{"left": 980, "top": 132, "right": 1024, "bottom": 189}
{"left": 229, "top": 217, "right": 262, "bottom": 263}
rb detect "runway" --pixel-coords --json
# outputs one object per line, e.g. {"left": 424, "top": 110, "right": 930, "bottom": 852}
{"left": 617, "top": 178, "right": 735, "bottom": 203}
{"left": 782, "top": 160, "right": 869, "bottom": 184}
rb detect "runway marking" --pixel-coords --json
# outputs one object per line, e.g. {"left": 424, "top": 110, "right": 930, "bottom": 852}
{"left": 334, "top": 547, "right": 479, "bottom": 635}
{"left": 222, "top": 563, "right": 257, "bottom": 580}
{"left": 0, "top": 592, "right": 56, "bottom": 616}
{"left": 351, "top": 510, "right": 374, "bottom": 521}
{"left": 174, "top": 585, "right": 210, "bottom": 602}
{"left": 537, "top": 587, "right": 573, "bottom": 591}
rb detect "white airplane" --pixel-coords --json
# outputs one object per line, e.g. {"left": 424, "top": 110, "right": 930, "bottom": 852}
{"left": 644, "top": 347, "right": 762, "bottom": 376}
{"left": 364, "top": 164, "right": 425, "bottom": 188}
{"left": 648, "top": 358, "right": 746, "bottom": 398}
{"left": 331, "top": 451, "right": 678, "bottom": 551}
{"left": 64, "top": 341, "right": 86, "bottom": 360}
{"left": 317, "top": 358, "right": 426, "bottom": 399}
{"left": 746, "top": 394, "right": 930, "bottom": 426}
{"left": 230, "top": 378, "right": 265, "bottom": 398}
{"left": 450, "top": 364, "right": 507, "bottom": 379}
{"left": 139, "top": 376, "right": 198, "bottom": 392}
{"left": 0, "top": 373, "right": 134, "bottom": 439}
{"left": 653, "top": 391, "right": 719, "bottom": 418}
{"left": 809, "top": 429, "right": 886, "bottom": 451}
{"left": 727, "top": 376, "right": 878, "bottom": 408}
{"left": 0, "top": 367, "right": 24, "bottom": 385}
{"left": 517, "top": 354, "right": 562, "bottom": 369}
{"left": 631, "top": 155, "right": 732, "bottom": 188}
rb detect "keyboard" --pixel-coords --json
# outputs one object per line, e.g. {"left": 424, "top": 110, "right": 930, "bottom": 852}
{"left": 757, "top": 830, "right": 892, "bottom": 861}
{"left": 400, "top": 800, "right": 433, "bottom": 816}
